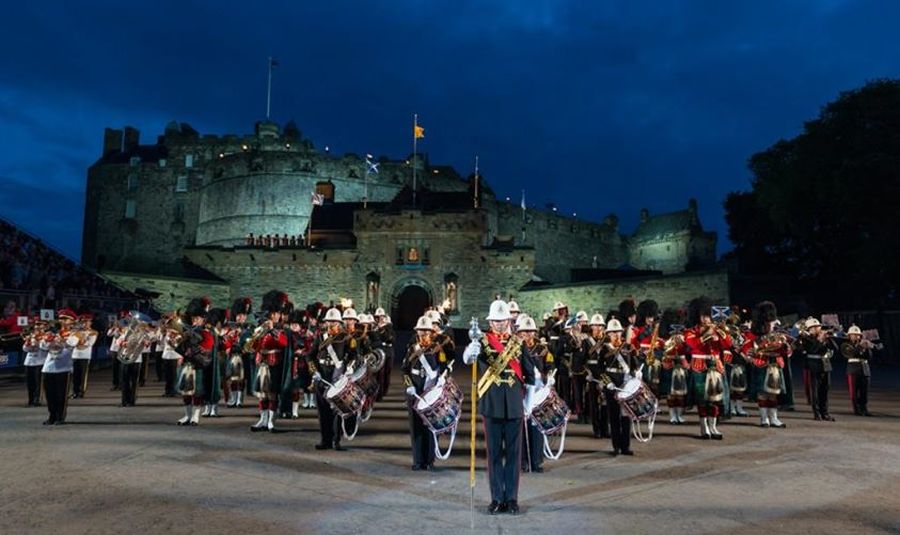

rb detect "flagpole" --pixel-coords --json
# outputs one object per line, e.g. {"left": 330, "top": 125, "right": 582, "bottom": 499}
{"left": 521, "top": 189, "right": 526, "bottom": 245}
{"left": 266, "top": 57, "right": 273, "bottom": 120}
{"left": 473, "top": 155, "right": 479, "bottom": 209}
{"left": 412, "top": 114, "right": 418, "bottom": 208}
{"left": 364, "top": 158, "right": 369, "bottom": 209}
{"left": 307, "top": 203, "right": 313, "bottom": 248}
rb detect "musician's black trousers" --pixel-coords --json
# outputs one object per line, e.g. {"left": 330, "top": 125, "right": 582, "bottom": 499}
{"left": 315, "top": 383, "right": 343, "bottom": 446}
{"left": 521, "top": 419, "right": 543, "bottom": 471}
{"left": 72, "top": 360, "right": 89, "bottom": 396}
{"left": 809, "top": 371, "right": 830, "bottom": 417}
{"left": 604, "top": 389, "right": 632, "bottom": 453}
{"left": 121, "top": 362, "right": 140, "bottom": 406}
{"left": 26, "top": 365, "right": 42, "bottom": 405}
{"left": 110, "top": 353, "right": 120, "bottom": 388}
{"left": 139, "top": 354, "right": 150, "bottom": 386}
{"left": 408, "top": 407, "right": 435, "bottom": 467}
{"left": 779, "top": 361, "right": 795, "bottom": 408}
{"left": 572, "top": 374, "right": 586, "bottom": 419}
{"left": 154, "top": 351, "right": 164, "bottom": 382}
{"left": 847, "top": 372, "right": 869, "bottom": 414}
{"left": 242, "top": 353, "right": 256, "bottom": 395}
{"left": 43, "top": 371, "right": 70, "bottom": 423}
{"left": 484, "top": 417, "right": 522, "bottom": 503}
{"left": 162, "top": 359, "right": 179, "bottom": 395}
{"left": 588, "top": 382, "right": 609, "bottom": 438}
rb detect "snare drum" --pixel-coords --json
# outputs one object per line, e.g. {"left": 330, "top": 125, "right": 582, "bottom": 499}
{"left": 529, "top": 386, "right": 570, "bottom": 435}
{"left": 350, "top": 365, "right": 380, "bottom": 400}
{"left": 326, "top": 376, "right": 365, "bottom": 417}
{"left": 616, "top": 378, "right": 658, "bottom": 421}
{"left": 415, "top": 379, "right": 463, "bottom": 434}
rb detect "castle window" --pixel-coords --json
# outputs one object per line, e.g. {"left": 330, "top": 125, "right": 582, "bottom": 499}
{"left": 443, "top": 273, "right": 459, "bottom": 313}
{"left": 396, "top": 247, "right": 404, "bottom": 265}
{"left": 127, "top": 174, "right": 138, "bottom": 191}
{"left": 124, "top": 200, "right": 136, "bottom": 219}
{"left": 129, "top": 156, "right": 140, "bottom": 167}
{"left": 185, "top": 154, "right": 194, "bottom": 168}
{"left": 175, "top": 176, "right": 188, "bottom": 193}
{"left": 158, "top": 159, "right": 167, "bottom": 168}
{"left": 365, "top": 272, "right": 381, "bottom": 311}
{"left": 174, "top": 202, "right": 185, "bottom": 222}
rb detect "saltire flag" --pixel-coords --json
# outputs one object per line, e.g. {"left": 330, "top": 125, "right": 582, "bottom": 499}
{"left": 310, "top": 192, "right": 325, "bottom": 206}
{"left": 366, "top": 154, "right": 379, "bottom": 174}
{"left": 711, "top": 306, "right": 731, "bottom": 322}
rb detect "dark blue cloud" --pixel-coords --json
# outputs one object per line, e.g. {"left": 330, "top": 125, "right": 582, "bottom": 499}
{"left": 1, "top": 0, "right": 898, "bottom": 259}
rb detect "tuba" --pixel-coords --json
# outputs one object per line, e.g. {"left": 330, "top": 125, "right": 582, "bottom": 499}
{"left": 118, "top": 318, "right": 151, "bottom": 364}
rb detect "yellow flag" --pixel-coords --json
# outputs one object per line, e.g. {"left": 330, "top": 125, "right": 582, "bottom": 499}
{"left": 414, "top": 125, "right": 425, "bottom": 139}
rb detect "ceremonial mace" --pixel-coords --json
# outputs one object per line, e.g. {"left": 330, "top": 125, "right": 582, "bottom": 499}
{"left": 468, "top": 317, "right": 483, "bottom": 529}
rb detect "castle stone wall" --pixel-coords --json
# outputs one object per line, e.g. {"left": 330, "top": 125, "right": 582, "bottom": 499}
{"left": 514, "top": 269, "right": 730, "bottom": 317}
{"left": 100, "top": 271, "right": 231, "bottom": 313}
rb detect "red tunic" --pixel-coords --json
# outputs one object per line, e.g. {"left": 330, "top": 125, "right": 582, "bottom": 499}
{"left": 255, "top": 330, "right": 288, "bottom": 366}
{"left": 682, "top": 326, "right": 731, "bottom": 373}
{"left": 742, "top": 331, "right": 790, "bottom": 369}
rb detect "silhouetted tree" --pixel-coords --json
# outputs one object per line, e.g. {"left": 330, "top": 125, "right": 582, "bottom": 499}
{"left": 725, "top": 79, "right": 900, "bottom": 308}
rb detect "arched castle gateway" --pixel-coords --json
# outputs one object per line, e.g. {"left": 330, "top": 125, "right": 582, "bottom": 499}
{"left": 85, "top": 120, "right": 729, "bottom": 321}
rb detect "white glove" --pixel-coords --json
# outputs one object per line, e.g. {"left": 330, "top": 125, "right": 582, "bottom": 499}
{"left": 462, "top": 341, "right": 481, "bottom": 365}
{"left": 605, "top": 382, "right": 616, "bottom": 391}
{"left": 523, "top": 385, "right": 537, "bottom": 415}
{"left": 534, "top": 375, "right": 545, "bottom": 389}
{"left": 346, "top": 365, "right": 354, "bottom": 375}
{"left": 312, "top": 372, "right": 322, "bottom": 382}
{"left": 405, "top": 386, "right": 417, "bottom": 397}
{"left": 547, "top": 375, "right": 556, "bottom": 388}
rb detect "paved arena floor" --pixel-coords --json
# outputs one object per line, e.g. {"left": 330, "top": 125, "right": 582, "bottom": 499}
{"left": 2, "top": 366, "right": 899, "bottom": 534}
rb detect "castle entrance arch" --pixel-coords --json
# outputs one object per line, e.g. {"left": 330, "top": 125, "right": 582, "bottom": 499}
{"left": 390, "top": 278, "right": 433, "bottom": 330}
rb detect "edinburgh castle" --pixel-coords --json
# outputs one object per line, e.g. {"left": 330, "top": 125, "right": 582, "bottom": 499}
{"left": 83, "top": 121, "right": 728, "bottom": 326}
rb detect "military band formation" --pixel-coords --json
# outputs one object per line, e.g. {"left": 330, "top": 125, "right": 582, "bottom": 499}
{"left": 15, "top": 292, "right": 881, "bottom": 516}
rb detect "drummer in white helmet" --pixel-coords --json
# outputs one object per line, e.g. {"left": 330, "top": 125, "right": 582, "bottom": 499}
{"left": 585, "top": 313, "right": 610, "bottom": 439}
{"left": 307, "top": 307, "right": 355, "bottom": 451}
{"left": 403, "top": 315, "right": 441, "bottom": 471}
{"left": 597, "top": 318, "right": 639, "bottom": 456}
{"left": 462, "top": 299, "right": 536, "bottom": 515}
{"left": 508, "top": 301, "right": 521, "bottom": 331}
{"left": 516, "top": 315, "right": 553, "bottom": 473}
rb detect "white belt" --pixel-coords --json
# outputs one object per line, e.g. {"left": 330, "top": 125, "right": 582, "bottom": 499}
{"left": 410, "top": 369, "right": 422, "bottom": 376}
{"left": 847, "top": 358, "right": 865, "bottom": 363}
{"left": 586, "top": 360, "right": 598, "bottom": 365}
{"left": 606, "top": 367, "right": 623, "bottom": 373}
{"left": 806, "top": 354, "right": 823, "bottom": 359}
{"left": 692, "top": 354, "right": 713, "bottom": 360}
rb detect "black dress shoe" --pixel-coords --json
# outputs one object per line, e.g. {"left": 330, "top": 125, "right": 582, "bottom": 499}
{"left": 532, "top": 466, "right": 544, "bottom": 473}
{"left": 411, "top": 464, "right": 421, "bottom": 471}
{"left": 488, "top": 501, "right": 502, "bottom": 515}
{"left": 42, "top": 419, "right": 55, "bottom": 426}
{"left": 823, "top": 414, "right": 835, "bottom": 421}
{"left": 863, "top": 410, "right": 873, "bottom": 417}
{"left": 609, "top": 450, "right": 619, "bottom": 456}
{"left": 53, "top": 420, "right": 66, "bottom": 426}
{"left": 333, "top": 443, "right": 347, "bottom": 451}
{"left": 507, "top": 501, "right": 519, "bottom": 515}
{"left": 425, "top": 464, "right": 435, "bottom": 472}
{"left": 813, "top": 414, "right": 822, "bottom": 421}
{"left": 314, "top": 443, "right": 332, "bottom": 450}
{"left": 711, "top": 433, "right": 723, "bottom": 441}
{"left": 620, "top": 450, "right": 635, "bottom": 455}
{"left": 700, "top": 433, "right": 711, "bottom": 440}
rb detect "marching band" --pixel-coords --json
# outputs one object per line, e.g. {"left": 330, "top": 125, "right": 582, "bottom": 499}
{"left": 16, "top": 293, "right": 885, "bottom": 516}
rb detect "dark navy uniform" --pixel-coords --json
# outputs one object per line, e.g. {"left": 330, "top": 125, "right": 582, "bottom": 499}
{"left": 308, "top": 329, "right": 357, "bottom": 449}
{"left": 843, "top": 339, "right": 873, "bottom": 416}
{"left": 401, "top": 341, "right": 440, "bottom": 470}
{"left": 795, "top": 332, "right": 834, "bottom": 420}
{"left": 584, "top": 335, "right": 611, "bottom": 438}
{"left": 521, "top": 339, "right": 552, "bottom": 472}
{"left": 475, "top": 333, "right": 536, "bottom": 509}
{"left": 597, "top": 342, "right": 638, "bottom": 455}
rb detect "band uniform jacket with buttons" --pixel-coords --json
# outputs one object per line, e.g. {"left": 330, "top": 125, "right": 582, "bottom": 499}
{"left": 796, "top": 333, "right": 832, "bottom": 374}
{"left": 844, "top": 341, "right": 873, "bottom": 377}
{"left": 432, "top": 330, "right": 456, "bottom": 368}
{"left": 476, "top": 332, "right": 536, "bottom": 419}
{"left": 594, "top": 342, "right": 639, "bottom": 389}
{"left": 522, "top": 339, "right": 554, "bottom": 381}
{"left": 402, "top": 341, "right": 442, "bottom": 395}
{"left": 584, "top": 335, "right": 609, "bottom": 381}
{"left": 307, "top": 329, "right": 357, "bottom": 380}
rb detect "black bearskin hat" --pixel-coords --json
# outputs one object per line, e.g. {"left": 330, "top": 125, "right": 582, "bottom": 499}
{"left": 184, "top": 297, "right": 211, "bottom": 321}
{"left": 751, "top": 301, "right": 778, "bottom": 335}
{"left": 688, "top": 296, "right": 713, "bottom": 327}
{"left": 659, "top": 307, "right": 686, "bottom": 335}
{"left": 288, "top": 309, "right": 307, "bottom": 325}
{"left": 636, "top": 299, "right": 659, "bottom": 326}
{"left": 230, "top": 297, "right": 252, "bottom": 318}
{"left": 261, "top": 290, "right": 290, "bottom": 316}
{"left": 206, "top": 307, "right": 228, "bottom": 327}
{"left": 618, "top": 299, "right": 636, "bottom": 321}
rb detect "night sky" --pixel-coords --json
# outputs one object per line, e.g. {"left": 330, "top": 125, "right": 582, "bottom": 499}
{"left": 1, "top": 1, "right": 898, "bottom": 261}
